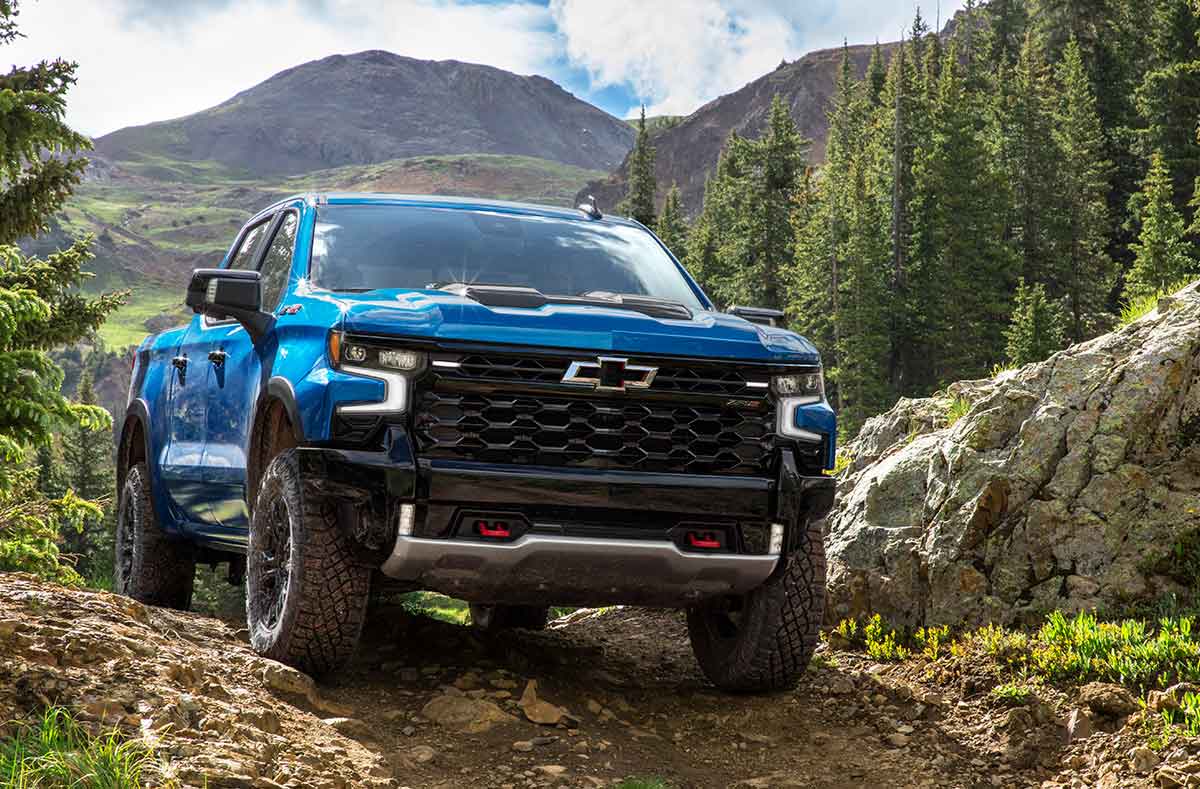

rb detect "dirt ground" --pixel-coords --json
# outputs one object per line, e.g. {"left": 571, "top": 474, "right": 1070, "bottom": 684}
{"left": 1, "top": 574, "right": 1194, "bottom": 788}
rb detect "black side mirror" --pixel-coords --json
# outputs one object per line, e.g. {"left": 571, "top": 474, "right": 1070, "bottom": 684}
{"left": 186, "top": 268, "right": 273, "bottom": 342}
{"left": 728, "top": 305, "right": 785, "bottom": 327}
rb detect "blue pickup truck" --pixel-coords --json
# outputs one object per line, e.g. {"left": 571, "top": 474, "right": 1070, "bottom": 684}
{"left": 114, "top": 194, "right": 836, "bottom": 692}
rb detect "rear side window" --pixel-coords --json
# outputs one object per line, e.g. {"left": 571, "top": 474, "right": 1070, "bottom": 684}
{"left": 228, "top": 219, "right": 270, "bottom": 270}
{"left": 258, "top": 212, "right": 298, "bottom": 311}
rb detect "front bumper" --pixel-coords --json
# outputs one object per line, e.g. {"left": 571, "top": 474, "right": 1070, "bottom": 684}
{"left": 295, "top": 435, "right": 835, "bottom": 607}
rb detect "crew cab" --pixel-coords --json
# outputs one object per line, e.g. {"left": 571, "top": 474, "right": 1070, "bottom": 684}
{"left": 114, "top": 194, "right": 836, "bottom": 691}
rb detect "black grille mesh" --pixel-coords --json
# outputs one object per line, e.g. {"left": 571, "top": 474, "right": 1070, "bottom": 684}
{"left": 414, "top": 391, "right": 776, "bottom": 476}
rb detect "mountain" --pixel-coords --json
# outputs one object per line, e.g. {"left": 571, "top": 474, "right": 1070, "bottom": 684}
{"left": 578, "top": 42, "right": 887, "bottom": 215}
{"left": 577, "top": 12, "right": 968, "bottom": 215}
{"left": 95, "top": 50, "right": 634, "bottom": 177}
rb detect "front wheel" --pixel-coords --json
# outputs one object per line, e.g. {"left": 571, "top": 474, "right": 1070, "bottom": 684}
{"left": 686, "top": 519, "right": 826, "bottom": 692}
{"left": 247, "top": 449, "right": 370, "bottom": 676}
{"left": 469, "top": 604, "right": 550, "bottom": 632}
{"left": 114, "top": 462, "right": 196, "bottom": 610}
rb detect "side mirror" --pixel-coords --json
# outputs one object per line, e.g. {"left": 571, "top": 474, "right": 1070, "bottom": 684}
{"left": 186, "top": 268, "right": 273, "bottom": 342}
{"left": 728, "top": 305, "right": 785, "bottom": 328}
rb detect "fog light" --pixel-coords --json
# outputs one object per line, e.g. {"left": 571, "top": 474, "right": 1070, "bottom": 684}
{"left": 769, "top": 523, "right": 784, "bottom": 555}
{"left": 398, "top": 504, "right": 415, "bottom": 536}
{"left": 379, "top": 349, "right": 423, "bottom": 371}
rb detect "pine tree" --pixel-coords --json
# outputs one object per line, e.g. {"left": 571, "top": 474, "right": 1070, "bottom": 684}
{"left": 1135, "top": 0, "right": 1200, "bottom": 204}
{"left": 0, "top": 1, "right": 124, "bottom": 581}
{"left": 623, "top": 105, "right": 658, "bottom": 227}
{"left": 996, "top": 33, "right": 1061, "bottom": 286}
{"left": 910, "top": 43, "right": 1017, "bottom": 385}
{"left": 1125, "top": 151, "right": 1198, "bottom": 298}
{"left": 655, "top": 183, "right": 688, "bottom": 257}
{"left": 980, "top": 0, "right": 1031, "bottom": 70}
{"left": 693, "top": 97, "right": 808, "bottom": 311}
{"left": 1052, "top": 38, "right": 1114, "bottom": 339}
{"left": 1005, "top": 278, "right": 1068, "bottom": 364}
{"left": 62, "top": 369, "right": 111, "bottom": 501}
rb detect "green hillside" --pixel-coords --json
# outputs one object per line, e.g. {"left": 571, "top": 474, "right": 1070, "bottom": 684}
{"left": 54, "top": 153, "right": 604, "bottom": 349}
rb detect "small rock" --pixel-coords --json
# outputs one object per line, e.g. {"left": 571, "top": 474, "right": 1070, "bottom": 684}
{"left": 1130, "top": 746, "right": 1160, "bottom": 775}
{"left": 321, "top": 717, "right": 374, "bottom": 740}
{"left": 519, "top": 680, "right": 567, "bottom": 726}
{"left": 421, "top": 695, "right": 515, "bottom": 734}
{"left": 261, "top": 662, "right": 314, "bottom": 698}
{"left": 1065, "top": 708, "right": 1094, "bottom": 743}
{"left": 1155, "top": 767, "right": 1188, "bottom": 788}
{"left": 828, "top": 675, "right": 855, "bottom": 695}
{"left": 885, "top": 733, "right": 910, "bottom": 748}
{"left": 409, "top": 745, "right": 436, "bottom": 765}
{"left": 1078, "top": 682, "right": 1138, "bottom": 718}
{"left": 512, "top": 740, "right": 534, "bottom": 752}
{"left": 402, "top": 726, "right": 416, "bottom": 737}
{"left": 534, "top": 765, "right": 568, "bottom": 777}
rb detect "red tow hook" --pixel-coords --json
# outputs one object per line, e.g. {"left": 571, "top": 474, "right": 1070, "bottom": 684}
{"left": 687, "top": 531, "right": 722, "bottom": 550}
{"left": 476, "top": 520, "right": 511, "bottom": 539}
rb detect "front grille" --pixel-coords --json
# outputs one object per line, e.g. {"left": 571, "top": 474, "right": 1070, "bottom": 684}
{"left": 414, "top": 391, "right": 776, "bottom": 476}
{"left": 438, "top": 353, "right": 771, "bottom": 398}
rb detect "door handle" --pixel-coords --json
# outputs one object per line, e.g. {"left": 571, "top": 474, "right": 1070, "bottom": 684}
{"left": 208, "top": 350, "right": 227, "bottom": 366}
{"left": 171, "top": 355, "right": 187, "bottom": 384}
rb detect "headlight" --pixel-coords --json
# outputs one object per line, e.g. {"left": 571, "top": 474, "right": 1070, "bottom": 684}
{"left": 328, "top": 331, "right": 425, "bottom": 414}
{"left": 772, "top": 370, "right": 824, "bottom": 404}
{"left": 328, "top": 332, "right": 426, "bottom": 372}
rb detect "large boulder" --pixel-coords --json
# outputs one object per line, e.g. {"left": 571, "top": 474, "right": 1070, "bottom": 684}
{"left": 825, "top": 282, "right": 1200, "bottom": 628}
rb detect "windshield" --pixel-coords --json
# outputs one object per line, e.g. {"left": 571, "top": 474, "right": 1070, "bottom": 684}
{"left": 309, "top": 204, "right": 705, "bottom": 309}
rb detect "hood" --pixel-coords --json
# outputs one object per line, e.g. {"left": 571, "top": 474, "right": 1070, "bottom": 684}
{"left": 321, "top": 288, "right": 820, "bottom": 364}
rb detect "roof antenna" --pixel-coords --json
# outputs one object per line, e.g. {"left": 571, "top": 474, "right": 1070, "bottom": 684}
{"left": 577, "top": 194, "right": 602, "bottom": 219}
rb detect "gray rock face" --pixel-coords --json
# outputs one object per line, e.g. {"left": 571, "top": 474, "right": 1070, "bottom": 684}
{"left": 825, "top": 283, "right": 1200, "bottom": 628}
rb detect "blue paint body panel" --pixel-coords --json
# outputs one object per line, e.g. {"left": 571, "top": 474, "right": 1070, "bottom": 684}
{"left": 123, "top": 194, "right": 837, "bottom": 551}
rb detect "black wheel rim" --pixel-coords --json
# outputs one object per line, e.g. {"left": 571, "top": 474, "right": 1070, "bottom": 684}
{"left": 114, "top": 489, "right": 136, "bottom": 594}
{"left": 252, "top": 497, "right": 292, "bottom": 632}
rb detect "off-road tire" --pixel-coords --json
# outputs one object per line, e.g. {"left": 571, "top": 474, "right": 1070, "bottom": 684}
{"left": 247, "top": 449, "right": 370, "bottom": 676}
{"left": 686, "top": 519, "right": 826, "bottom": 692}
{"left": 113, "top": 462, "right": 196, "bottom": 610}
{"left": 469, "top": 604, "right": 550, "bottom": 631}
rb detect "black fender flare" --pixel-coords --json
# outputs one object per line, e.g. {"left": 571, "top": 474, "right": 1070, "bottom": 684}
{"left": 116, "top": 398, "right": 153, "bottom": 494}
{"left": 245, "top": 376, "right": 306, "bottom": 508}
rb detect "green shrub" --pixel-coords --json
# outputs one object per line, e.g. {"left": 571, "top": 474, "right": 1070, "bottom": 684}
{"left": 0, "top": 707, "right": 165, "bottom": 788}
{"left": 1028, "top": 611, "right": 1200, "bottom": 691}
{"left": 989, "top": 681, "right": 1034, "bottom": 707}
{"left": 915, "top": 625, "right": 951, "bottom": 661}
{"left": 945, "top": 396, "right": 972, "bottom": 427}
{"left": 1118, "top": 279, "right": 1193, "bottom": 326}
{"left": 864, "top": 614, "right": 910, "bottom": 661}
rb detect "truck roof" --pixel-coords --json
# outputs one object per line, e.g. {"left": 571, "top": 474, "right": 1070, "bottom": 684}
{"left": 264, "top": 192, "right": 639, "bottom": 227}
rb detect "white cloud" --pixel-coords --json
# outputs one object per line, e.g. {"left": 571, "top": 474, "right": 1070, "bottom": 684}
{"left": 550, "top": 0, "right": 966, "bottom": 117}
{"left": 3, "top": 0, "right": 967, "bottom": 138}
{"left": 4, "top": 0, "right": 557, "bottom": 137}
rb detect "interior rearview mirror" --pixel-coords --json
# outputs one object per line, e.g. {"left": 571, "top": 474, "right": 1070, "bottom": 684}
{"left": 727, "top": 305, "right": 785, "bottom": 328}
{"left": 186, "top": 268, "right": 273, "bottom": 342}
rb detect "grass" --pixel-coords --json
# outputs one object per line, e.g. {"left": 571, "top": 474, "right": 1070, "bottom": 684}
{"left": 95, "top": 286, "right": 186, "bottom": 349}
{"left": 989, "top": 681, "right": 1035, "bottom": 707}
{"left": 1118, "top": 278, "right": 1195, "bottom": 326}
{"left": 833, "top": 608, "right": 1200, "bottom": 747}
{"left": 945, "top": 396, "right": 972, "bottom": 427}
{"left": 615, "top": 779, "right": 670, "bottom": 789}
{"left": 0, "top": 707, "right": 165, "bottom": 788}
{"left": 400, "top": 591, "right": 471, "bottom": 625}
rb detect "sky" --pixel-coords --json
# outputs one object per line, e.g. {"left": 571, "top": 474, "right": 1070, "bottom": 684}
{"left": 4, "top": 0, "right": 966, "bottom": 139}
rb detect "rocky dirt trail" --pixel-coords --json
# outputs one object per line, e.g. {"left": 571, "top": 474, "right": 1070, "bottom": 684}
{"left": 6, "top": 574, "right": 1200, "bottom": 788}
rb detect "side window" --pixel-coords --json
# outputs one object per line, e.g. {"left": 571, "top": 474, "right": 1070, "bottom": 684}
{"left": 258, "top": 212, "right": 298, "bottom": 312}
{"left": 228, "top": 219, "right": 270, "bottom": 271}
